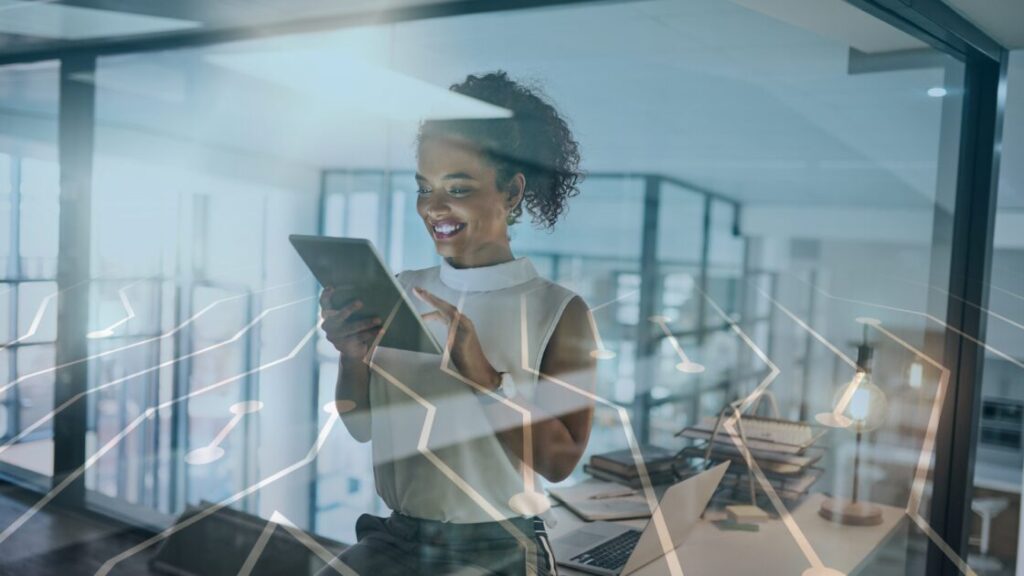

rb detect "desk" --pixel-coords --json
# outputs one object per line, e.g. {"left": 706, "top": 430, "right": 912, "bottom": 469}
{"left": 549, "top": 493, "right": 905, "bottom": 575}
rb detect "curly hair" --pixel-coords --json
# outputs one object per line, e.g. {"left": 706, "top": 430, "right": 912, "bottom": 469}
{"left": 417, "top": 71, "right": 583, "bottom": 229}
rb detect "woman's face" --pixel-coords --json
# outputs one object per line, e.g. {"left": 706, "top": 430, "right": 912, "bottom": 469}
{"left": 415, "top": 137, "right": 519, "bottom": 268}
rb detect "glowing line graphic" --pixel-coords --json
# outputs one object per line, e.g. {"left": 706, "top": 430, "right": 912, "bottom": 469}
{"left": 889, "top": 275, "right": 1024, "bottom": 335}
{"left": 587, "top": 309, "right": 616, "bottom": 360}
{"left": 185, "top": 400, "right": 264, "bottom": 466}
{"left": 0, "top": 409, "right": 153, "bottom": 546}
{"left": 519, "top": 295, "right": 683, "bottom": 576}
{"left": 0, "top": 326, "right": 318, "bottom": 546}
{"left": 368, "top": 301, "right": 538, "bottom": 574}
{"left": 796, "top": 275, "right": 1024, "bottom": 371}
{"left": 0, "top": 291, "right": 57, "bottom": 351}
{"left": 649, "top": 315, "right": 704, "bottom": 373}
{"left": 96, "top": 406, "right": 344, "bottom": 576}
{"left": 565, "top": 289, "right": 640, "bottom": 358}
{"left": 237, "top": 511, "right": 355, "bottom": 576}
{"left": 0, "top": 296, "right": 312, "bottom": 457}
{"left": 755, "top": 286, "right": 856, "bottom": 370}
{"left": 697, "top": 291, "right": 834, "bottom": 574}
{"left": 87, "top": 281, "right": 139, "bottom": 339}
{"left": 0, "top": 279, "right": 304, "bottom": 395}
{"left": 752, "top": 283, "right": 974, "bottom": 574}
{"left": 0, "top": 279, "right": 89, "bottom": 352}
{"left": 820, "top": 371, "right": 864, "bottom": 429}
{"left": 908, "top": 513, "right": 978, "bottom": 576}
{"left": 856, "top": 319, "right": 949, "bottom": 517}
{"left": 990, "top": 282, "right": 1024, "bottom": 304}
{"left": 860, "top": 318, "right": 973, "bottom": 574}
{"left": 434, "top": 291, "right": 540, "bottom": 509}
{"left": 589, "top": 289, "right": 639, "bottom": 312}
{"left": 752, "top": 289, "right": 863, "bottom": 429}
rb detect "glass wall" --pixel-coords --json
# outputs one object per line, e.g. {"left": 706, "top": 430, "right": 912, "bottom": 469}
{"left": 81, "top": 51, "right": 322, "bottom": 525}
{"left": 0, "top": 1, "right": 1006, "bottom": 574}
{"left": 280, "top": 4, "right": 969, "bottom": 573}
{"left": 969, "top": 48, "right": 1024, "bottom": 576}
{"left": 0, "top": 61, "right": 60, "bottom": 485}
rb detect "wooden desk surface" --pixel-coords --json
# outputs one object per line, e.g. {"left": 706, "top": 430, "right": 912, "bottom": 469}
{"left": 549, "top": 492, "right": 906, "bottom": 575}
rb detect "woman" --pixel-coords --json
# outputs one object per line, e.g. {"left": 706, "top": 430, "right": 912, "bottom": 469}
{"left": 319, "top": 71, "right": 596, "bottom": 575}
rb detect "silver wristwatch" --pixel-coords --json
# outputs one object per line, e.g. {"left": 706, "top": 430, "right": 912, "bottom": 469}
{"left": 479, "top": 372, "right": 518, "bottom": 404}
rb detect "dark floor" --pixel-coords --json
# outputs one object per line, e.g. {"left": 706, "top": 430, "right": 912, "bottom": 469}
{"left": 0, "top": 482, "right": 157, "bottom": 576}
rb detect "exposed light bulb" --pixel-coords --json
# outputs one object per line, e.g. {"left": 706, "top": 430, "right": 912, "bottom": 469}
{"left": 849, "top": 388, "right": 871, "bottom": 421}
{"left": 927, "top": 87, "right": 947, "bottom": 98}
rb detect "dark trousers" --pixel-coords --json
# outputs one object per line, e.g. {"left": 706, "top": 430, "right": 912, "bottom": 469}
{"left": 318, "top": 513, "right": 558, "bottom": 576}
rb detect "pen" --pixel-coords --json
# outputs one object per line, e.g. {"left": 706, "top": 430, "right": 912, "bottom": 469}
{"left": 588, "top": 489, "right": 638, "bottom": 500}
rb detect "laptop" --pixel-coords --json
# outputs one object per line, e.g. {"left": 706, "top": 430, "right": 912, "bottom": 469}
{"left": 552, "top": 462, "right": 730, "bottom": 576}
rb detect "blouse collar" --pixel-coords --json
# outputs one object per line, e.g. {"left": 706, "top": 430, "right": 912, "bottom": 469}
{"left": 439, "top": 257, "right": 539, "bottom": 292}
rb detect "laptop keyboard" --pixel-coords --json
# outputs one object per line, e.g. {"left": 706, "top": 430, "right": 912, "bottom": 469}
{"left": 570, "top": 529, "right": 642, "bottom": 571}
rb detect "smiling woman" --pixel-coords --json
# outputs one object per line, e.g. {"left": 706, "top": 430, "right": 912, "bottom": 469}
{"left": 318, "top": 71, "right": 596, "bottom": 575}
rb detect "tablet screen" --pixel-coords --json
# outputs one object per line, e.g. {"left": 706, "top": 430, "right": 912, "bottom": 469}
{"left": 289, "top": 234, "right": 441, "bottom": 356}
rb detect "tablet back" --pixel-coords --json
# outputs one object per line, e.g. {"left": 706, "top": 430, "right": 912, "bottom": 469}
{"left": 289, "top": 235, "right": 441, "bottom": 356}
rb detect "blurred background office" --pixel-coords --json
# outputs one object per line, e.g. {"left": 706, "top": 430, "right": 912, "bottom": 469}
{"left": 0, "top": 0, "right": 1021, "bottom": 574}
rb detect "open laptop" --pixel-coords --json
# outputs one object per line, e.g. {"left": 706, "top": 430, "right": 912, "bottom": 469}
{"left": 552, "top": 462, "right": 730, "bottom": 576}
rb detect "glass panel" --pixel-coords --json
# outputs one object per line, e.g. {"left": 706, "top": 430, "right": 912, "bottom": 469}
{"left": 34, "top": 5, "right": 979, "bottom": 576}
{"left": 0, "top": 344, "right": 55, "bottom": 476}
{"left": 0, "top": 154, "right": 10, "bottom": 275}
{"left": 971, "top": 48, "right": 1024, "bottom": 575}
{"left": 18, "top": 158, "right": 60, "bottom": 279}
{"left": 84, "top": 47, "right": 322, "bottom": 528}
{"left": 85, "top": 336, "right": 162, "bottom": 504}
{"left": 16, "top": 281, "right": 57, "bottom": 343}
{"left": 0, "top": 351, "right": 9, "bottom": 438}
{"left": 388, "top": 174, "right": 440, "bottom": 271}
{"left": 88, "top": 279, "right": 162, "bottom": 340}
{"left": 91, "top": 156, "right": 177, "bottom": 278}
{"left": 0, "top": 284, "right": 10, "bottom": 343}
{"left": 0, "top": 60, "right": 59, "bottom": 485}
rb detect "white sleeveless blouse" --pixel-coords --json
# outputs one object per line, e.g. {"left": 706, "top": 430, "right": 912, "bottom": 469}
{"left": 368, "top": 257, "right": 578, "bottom": 523}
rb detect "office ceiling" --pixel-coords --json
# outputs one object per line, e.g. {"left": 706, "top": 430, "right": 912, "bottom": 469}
{"left": 0, "top": 0, "right": 444, "bottom": 53}
{"left": 0, "top": 0, "right": 1020, "bottom": 210}
{"left": 942, "top": 0, "right": 1024, "bottom": 50}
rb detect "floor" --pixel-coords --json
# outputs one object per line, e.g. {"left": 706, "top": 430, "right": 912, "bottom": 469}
{"left": 0, "top": 482, "right": 157, "bottom": 576}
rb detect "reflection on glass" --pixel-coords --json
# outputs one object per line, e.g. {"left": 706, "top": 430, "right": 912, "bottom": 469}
{"left": 0, "top": 2, "right": 991, "bottom": 575}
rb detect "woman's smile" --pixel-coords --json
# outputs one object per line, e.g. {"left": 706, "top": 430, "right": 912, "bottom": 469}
{"left": 415, "top": 136, "right": 518, "bottom": 268}
{"left": 430, "top": 218, "right": 468, "bottom": 240}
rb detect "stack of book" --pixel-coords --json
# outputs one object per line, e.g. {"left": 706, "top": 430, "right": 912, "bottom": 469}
{"left": 677, "top": 415, "right": 826, "bottom": 504}
{"left": 583, "top": 445, "right": 679, "bottom": 488}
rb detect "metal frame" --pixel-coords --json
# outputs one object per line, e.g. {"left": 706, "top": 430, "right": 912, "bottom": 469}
{"left": 929, "top": 47, "right": 1007, "bottom": 576}
{"left": 632, "top": 175, "right": 662, "bottom": 444}
{"left": 51, "top": 53, "right": 96, "bottom": 508}
{"left": 846, "top": 1, "right": 1008, "bottom": 572}
{"left": 0, "top": 0, "right": 636, "bottom": 67}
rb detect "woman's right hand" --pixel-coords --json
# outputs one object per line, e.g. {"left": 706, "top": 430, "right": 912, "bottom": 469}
{"left": 319, "top": 287, "right": 383, "bottom": 362}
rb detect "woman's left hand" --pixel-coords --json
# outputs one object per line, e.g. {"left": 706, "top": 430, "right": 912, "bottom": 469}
{"left": 413, "top": 287, "right": 500, "bottom": 392}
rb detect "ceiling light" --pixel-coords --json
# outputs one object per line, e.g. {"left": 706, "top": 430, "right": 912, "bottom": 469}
{"left": 927, "top": 87, "right": 947, "bottom": 98}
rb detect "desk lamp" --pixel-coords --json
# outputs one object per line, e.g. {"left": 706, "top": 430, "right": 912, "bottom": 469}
{"left": 816, "top": 339, "right": 888, "bottom": 526}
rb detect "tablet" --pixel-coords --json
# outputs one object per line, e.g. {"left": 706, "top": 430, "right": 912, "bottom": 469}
{"left": 289, "top": 234, "right": 442, "bottom": 356}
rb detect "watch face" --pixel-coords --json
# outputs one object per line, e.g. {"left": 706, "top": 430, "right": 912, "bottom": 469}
{"left": 499, "top": 372, "right": 518, "bottom": 399}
